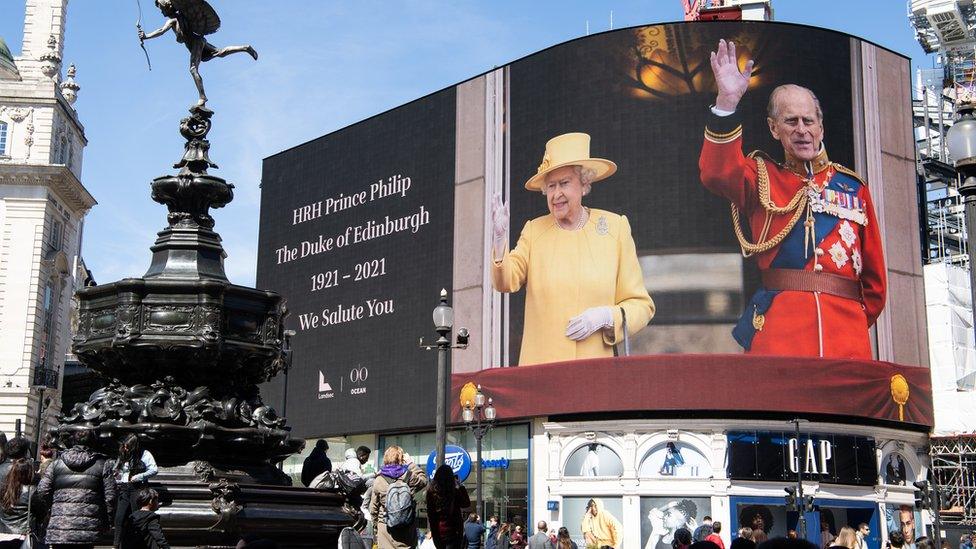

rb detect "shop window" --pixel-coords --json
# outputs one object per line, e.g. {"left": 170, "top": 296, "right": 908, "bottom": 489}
{"left": 564, "top": 443, "right": 622, "bottom": 477}
{"left": 880, "top": 452, "right": 913, "bottom": 486}
{"left": 638, "top": 441, "right": 710, "bottom": 478}
{"left": 380, "top": 424, "right": 530, "bottom": 525}
{"left": 562, "top": 497, "right": 623, "bottom": 548}
{"left": 641, "top": 497, "right": 712, "bottom": 549}
{"left": 884, "top": 504, "right": 922, "bottom": 544}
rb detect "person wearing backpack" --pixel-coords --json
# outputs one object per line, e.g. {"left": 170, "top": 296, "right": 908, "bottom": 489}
{"left": 369, "top": 445, "right": 428, "bottom": 549}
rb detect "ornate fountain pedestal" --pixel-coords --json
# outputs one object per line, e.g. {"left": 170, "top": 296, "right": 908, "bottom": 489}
{"left": 58, "top": 106, "right": 357, "bottom": 547}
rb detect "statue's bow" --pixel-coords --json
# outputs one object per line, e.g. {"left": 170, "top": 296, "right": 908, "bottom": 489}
{"left": 135, "top": 0, "right": 152, "bottom": 71}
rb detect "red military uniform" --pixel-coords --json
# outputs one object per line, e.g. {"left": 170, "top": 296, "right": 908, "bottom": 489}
{"left": 699, "top": 110, "right": 886, "bottom": 359}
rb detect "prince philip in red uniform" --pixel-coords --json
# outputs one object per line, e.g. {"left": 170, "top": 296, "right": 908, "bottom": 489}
{"left": 699, "top": 39, "right": 886, "bottom": 359}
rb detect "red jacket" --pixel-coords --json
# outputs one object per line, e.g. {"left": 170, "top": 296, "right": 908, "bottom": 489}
{"left": 699, "top": 110, "right": 886, "bottom": 359}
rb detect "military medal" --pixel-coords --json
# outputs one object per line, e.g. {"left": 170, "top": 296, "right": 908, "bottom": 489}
{"left": 752, "top": 306, "right": 765, "bottom": 331}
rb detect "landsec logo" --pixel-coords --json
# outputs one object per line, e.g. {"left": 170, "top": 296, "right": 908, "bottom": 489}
{"left": 318, "top": 370, "right": 335, "bottom": 400}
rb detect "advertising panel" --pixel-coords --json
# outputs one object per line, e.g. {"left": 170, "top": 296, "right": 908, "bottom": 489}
{"left": 257, "top": 89, "right": 456, "bottom": 437}
{"left": 641, "top": 497, "right": 713, "bottom": 549}
{"left": 562, "top": 497, "right": 624, "bottom": 548}
{"left": 259, "top": 20, "right": 916, "bottom": 436}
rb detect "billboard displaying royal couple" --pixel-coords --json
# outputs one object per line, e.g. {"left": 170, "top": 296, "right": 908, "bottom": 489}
{"left": 502, "top": 22, "right": 882, "bottom": 366}
{"left": 258, "top": 21, "right": 904, "bottom": 437}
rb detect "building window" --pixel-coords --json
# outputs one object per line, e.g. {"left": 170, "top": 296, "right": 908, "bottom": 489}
{"left": 0, "top": 121, "right": 7, "bottom": 155}
{"left": 56, "top": 134, "right": 67, "bottom": 164}
{"left": 563, "top": 443, "right": 623, "bottom": 477}
{"left": 638, "top": 441, "right": 711, "bottom": 478}
{"left": 46, "top": 218, "right": 64, "bottom": 253}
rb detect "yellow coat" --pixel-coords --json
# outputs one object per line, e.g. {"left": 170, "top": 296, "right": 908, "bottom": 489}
{"left": 492, "top": 208, "right": 654, "bottom": 366}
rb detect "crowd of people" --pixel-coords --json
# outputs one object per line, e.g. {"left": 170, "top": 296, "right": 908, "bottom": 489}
{"left": 5, "top": 434, "right": 972, "bottom": 549}
{"left": 0, "top": 430, "right": 167, "bottom": 549}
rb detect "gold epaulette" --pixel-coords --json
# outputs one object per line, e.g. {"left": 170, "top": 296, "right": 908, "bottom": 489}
{"left": 747, "top": 150, "right": 778, "bottom": 164}
{"left": 704, "top": 124, "right": 742, "bottom": 144}
{"left": 832, "top": 163, "right": 868, "bottom": 187}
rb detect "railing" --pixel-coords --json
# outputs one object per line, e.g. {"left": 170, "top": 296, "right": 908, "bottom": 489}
{"left": 32, "top": 363, "right": 59, "bottom": 389}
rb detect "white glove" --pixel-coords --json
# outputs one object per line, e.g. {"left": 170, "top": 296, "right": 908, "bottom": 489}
{"left": 491, "top": 194, "right": 509, "bottom": 260}
{"left": 566, "top": 306, "right": 613, "bottom": 341}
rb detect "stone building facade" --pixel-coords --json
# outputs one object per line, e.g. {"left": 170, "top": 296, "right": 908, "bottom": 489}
{"left": 0, "top": 0, "right": 95, "bottom": 442}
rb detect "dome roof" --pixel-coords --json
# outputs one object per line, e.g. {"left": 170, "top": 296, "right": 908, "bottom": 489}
{"left": 0, "top": 37, "right": 20, "bottom": 79}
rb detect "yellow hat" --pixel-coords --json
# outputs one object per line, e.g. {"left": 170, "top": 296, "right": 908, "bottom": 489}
{"left": 524, "top": 132, "right": 617, "bottom": 191}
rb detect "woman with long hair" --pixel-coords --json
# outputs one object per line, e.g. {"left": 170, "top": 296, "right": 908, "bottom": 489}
{"left": 114, "top": 434, "right": 158, "bottom": 548}
{"left": 425, "top": 464, "right": 470, "bottom": 549}
{"left": 831, "top": 527, "right": 859, "bottom": 549}
{"left": 0, "top": 458, "right": 40, "bottom": 548}
{"left": 556, "top": 526, "right": 577, "bottom": 549}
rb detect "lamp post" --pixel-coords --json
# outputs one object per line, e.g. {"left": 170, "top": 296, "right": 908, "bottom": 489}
{"left": 946, "top": 100, "right": 976, "bottom": 340}
{"left": 463, "top": 385, "right": 496, "bottom": 521}
{"left": 426, "top": 289, "right": 469, "bottom": 467}
{"left": 432, "top": 290, "right": 454, "bottom": 467}
{"left": 789, "top": 418, "right": 809, "bottom": 539}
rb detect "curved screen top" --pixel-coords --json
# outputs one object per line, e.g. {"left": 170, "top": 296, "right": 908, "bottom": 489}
{"left": 266, "top": 19, "right": 907, "bottom": 160}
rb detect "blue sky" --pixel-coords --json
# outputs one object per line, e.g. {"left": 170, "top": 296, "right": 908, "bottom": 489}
{"left": 0, "top": 1, "right": 932, "bottom": 286}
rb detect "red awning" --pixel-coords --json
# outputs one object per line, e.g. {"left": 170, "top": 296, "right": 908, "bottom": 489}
{"left": 451, "top": 354, "right": 933, "bottom": 429}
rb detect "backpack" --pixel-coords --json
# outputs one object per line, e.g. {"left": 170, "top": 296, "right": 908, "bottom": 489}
{"left": 339, "top": 526, "right": 369, "bottom": 549}
{"left": 383, "top": 470, "right": 416, "bottom": 529}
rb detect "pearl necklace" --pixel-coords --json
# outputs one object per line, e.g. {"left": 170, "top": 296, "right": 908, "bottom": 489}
{"left": 575, "top": 208, "right": 589, "bottom": 231}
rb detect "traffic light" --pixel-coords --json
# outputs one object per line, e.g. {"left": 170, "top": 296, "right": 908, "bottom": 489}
{"left": 804, "top": 495, "right": 816, "bottom": 513}
{"left": 913, "top": 480, "right": 931, "bottom": 509}
{"left": 784, "top": 486, "right": 798, "bottom": 510}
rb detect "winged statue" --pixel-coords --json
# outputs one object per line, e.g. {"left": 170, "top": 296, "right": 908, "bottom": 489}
{"left": 138, "top": 0, "right": 257, "bottom": 107}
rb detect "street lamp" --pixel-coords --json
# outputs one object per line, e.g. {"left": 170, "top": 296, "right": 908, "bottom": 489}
{"left": 462, "top": 384, "right": 496, "bottom": 522}
{"left": 422, "top": 289, "right": 469, "bottom": 467}
{"left": 946, "top": 101, "right": 976, "bottom": 339}
{"left": 788, "top": 418, "right": 809, "bottom": 539}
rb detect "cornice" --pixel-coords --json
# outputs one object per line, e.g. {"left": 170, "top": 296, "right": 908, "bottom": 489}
{"left": 543, "top": 418, "right": 929, "bottom": 445}
{"left": 0, "top": 163, "right": 97, "bottom": 213}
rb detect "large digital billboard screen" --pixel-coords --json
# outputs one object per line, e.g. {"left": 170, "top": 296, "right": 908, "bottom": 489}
{"left": 257, "top": 89, "right": 456, "bottom": 438}
{"left": 259, "top": 20, "right": 920, "bottom": 437}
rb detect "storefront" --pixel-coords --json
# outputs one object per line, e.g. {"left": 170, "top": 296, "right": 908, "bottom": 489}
{"left": 380, "top": 423, "right": 530, "bottom": 527}
{"left": 532, "top": 418, "right": 928, "bottom": 549}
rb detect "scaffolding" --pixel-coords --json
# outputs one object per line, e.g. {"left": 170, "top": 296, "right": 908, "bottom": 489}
{"left": 931, "top": 435, "right": 976, "bottom": 525}
{"left": 910, "top": 0, "right": 976, "bottom": 527}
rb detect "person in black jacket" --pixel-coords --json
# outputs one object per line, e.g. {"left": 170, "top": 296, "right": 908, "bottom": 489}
{"left": 127, "top": 488, "right": 169, "bottom": 549}
{"left": 426, "top": 465, "right": 471, "bottom": 549}
{"left": 301, "top": 440, "right": 331, "bottom": 487}
{"left": 114, "top": 435, "right": 159, "bottom": 547}
{"left": 37, "top": 430, "right": 116, "bottom": 549}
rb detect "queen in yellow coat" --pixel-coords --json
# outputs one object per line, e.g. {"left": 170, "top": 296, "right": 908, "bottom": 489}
{"left": 492, "top": 133, "right": 654, "bottom": 366}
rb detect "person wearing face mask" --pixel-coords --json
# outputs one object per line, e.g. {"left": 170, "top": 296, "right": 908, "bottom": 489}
{"left": 699, "top": 39, "right": 886, "bottom": 359}
{"left": 490, "top": 132, "right": 655, "bottom": 366}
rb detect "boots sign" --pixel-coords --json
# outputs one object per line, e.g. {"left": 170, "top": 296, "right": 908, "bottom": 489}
{"left": 727, "top": 431, "right": 877, "bottom": 486}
